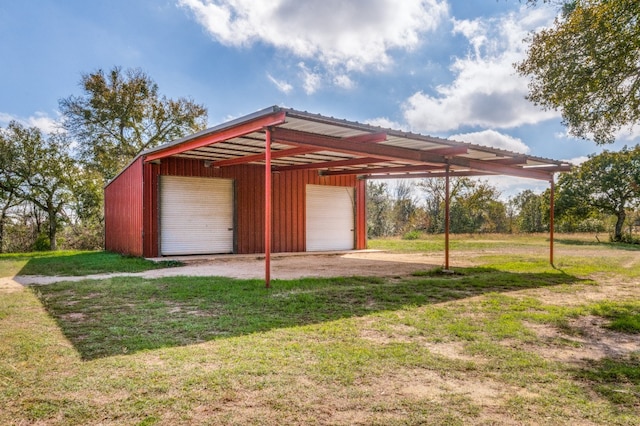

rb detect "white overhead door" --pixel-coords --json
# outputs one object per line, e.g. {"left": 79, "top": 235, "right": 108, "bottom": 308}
{"left": 160, "top": 176, "right": 234, "bottom": 255}
{"left": 306, "top": 184, "right": 355, "bottom": 251}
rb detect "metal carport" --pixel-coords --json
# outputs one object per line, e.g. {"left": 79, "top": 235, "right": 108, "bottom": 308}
{"left": 113, "top": 106, "right": 571, "bottom": 287}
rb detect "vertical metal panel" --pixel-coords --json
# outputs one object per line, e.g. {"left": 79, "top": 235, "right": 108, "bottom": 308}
{"left": 306, "top": 184, "right": 355, "bottom": 251}
{"left": 272, "top": 171, "right": 281, "bottom": 251}
{"left": 104, "top": 157, "right": 144, "bottom": 256}
{"left": 142, "top": 162, "right": 159, "bottom": 257}
{"left": 356, "top": 179, "right": 367, "bottom": 249}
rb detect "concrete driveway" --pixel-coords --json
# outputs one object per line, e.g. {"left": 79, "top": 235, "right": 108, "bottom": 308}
{"left": 13, "top": 251, "right": 447, "bottom": 286}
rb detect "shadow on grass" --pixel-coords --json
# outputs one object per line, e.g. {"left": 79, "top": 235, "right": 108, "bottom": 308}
{"left": 574, "top": 356, "right": 640, "bottom": 408}
{"left": 32, "top": 267, "right": 586, "bottom": 360}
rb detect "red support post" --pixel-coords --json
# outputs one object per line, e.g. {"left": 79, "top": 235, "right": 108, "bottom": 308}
{"left": 445, "top": 163, "right": 450, "bottom": 270}
{"left": 265, "top": 128, "right": 272, "bottom": 288}
{"left": 549, "top": 175, "right": 555, "bottom": 266}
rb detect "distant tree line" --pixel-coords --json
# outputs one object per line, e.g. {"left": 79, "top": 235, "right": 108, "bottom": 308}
{"left": 367, "top": 147, "right": 640, "bottom": 243}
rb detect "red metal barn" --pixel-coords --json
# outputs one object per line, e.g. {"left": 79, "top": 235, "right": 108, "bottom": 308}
{"left": 105, "top": 106, "right": 570, "bottom": 265}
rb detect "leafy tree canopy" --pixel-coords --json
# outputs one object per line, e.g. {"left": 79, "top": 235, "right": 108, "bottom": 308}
{"left": 0, "top": 122, "right": 28, "bottom": 252}
{"left": 16, "top": 125, "right": 77, "bottom": 251}
{"left": 556, "top": 145, "right": 640, "bottom": 240}
{"left": 60, "top": 66, "right": 208, "bottom": 181}
{"left": 517, "top": 0, "right": 640, "bottom": 144}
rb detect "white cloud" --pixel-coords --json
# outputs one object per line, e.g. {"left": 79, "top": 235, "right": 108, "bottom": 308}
{"left": 615, "top": 125, "right": 640, "bottom": 143}
{"left": 0, "top": 111, "right": 60, "bottom": 134}
{"left": 564, "top": 156, "right": 588, "bottom": 166}
{"left": 364, "top": 117, "right": 407, "bottom": 131}
{"left": 403, "top": 7, "right": 559, "bottom": 133}
{"left": 267, "top": 73, "right": 293, "bottom": 94}
{"left": 448, "top": 129, "right": 530, "bottom": 154}
{"left": 298, "top": 62, "right": 322, "bottom": 95}
{"left": 481, "top": 175, "right": 550, "bottom": 200}
{"left": 178, "top": 0, "right": 448, "bottom": 74}
{"left": 555, "top": 124, "right": 640, "bottom": 144}
{"left": 333, "top": 74, "right": 355, "bottom": 90}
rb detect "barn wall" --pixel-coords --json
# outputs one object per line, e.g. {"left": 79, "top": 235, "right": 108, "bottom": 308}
{"left": 144, "top": 157, "right": 362, "bottom": 255}
{"left": 104, "top": 157, "right": 144, "bottom": 256}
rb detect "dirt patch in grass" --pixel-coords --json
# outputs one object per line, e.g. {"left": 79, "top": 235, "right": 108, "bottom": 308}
{"left": 0, "top": 277, "right": 23, "bottom": 293}
{"left": 529, "top": 278, "right": 639, "bottom": 308}
{"left": 525, "top": 316, "right": 640, "bottom": 364}
{"left": 60, "top": 312, "right": 87, "bottom": 321}
{"left": 358, "top": 318, "right": 478, "bottom": 362}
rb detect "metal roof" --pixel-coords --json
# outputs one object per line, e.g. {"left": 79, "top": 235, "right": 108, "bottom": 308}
{"left": 138, "top": 105, "right": 571, "bottom": 182}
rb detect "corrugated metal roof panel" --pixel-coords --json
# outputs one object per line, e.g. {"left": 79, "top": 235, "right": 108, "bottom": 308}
{"left": 115, "top": 105, "right": 571, "bottom": 183}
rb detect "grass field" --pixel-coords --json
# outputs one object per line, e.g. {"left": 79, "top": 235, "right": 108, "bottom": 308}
{"left": 0, "top": 250, "right": 181, "bottom": 278}
{"left": 1, "top": 234, "right": 639, "bottom": 425}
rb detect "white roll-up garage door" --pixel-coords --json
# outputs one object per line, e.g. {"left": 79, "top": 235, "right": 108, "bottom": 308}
{"left": 160, "top": 176, "right": 234, "bottom": 255}
{"left": 306, "top": 184, "right": 355, "bottom": 251}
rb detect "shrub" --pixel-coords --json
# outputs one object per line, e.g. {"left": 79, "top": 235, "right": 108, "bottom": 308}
{"left": 402, "top": 230, "right": 421, "bottom": 240}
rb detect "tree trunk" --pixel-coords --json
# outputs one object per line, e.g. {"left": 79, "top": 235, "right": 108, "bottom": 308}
{"left": 1, "top": 193, "right": 16, "bottom": 254}
{"left": 48, "top": 203, "right": 57, "bottom": 251}
{"left": 0, "top": 212, "right": 5, "bottom": 254}
{"left": 614, "top": 209, "right": 626, "bottom": 242}
{"left": 48, "top": 217, "right": 57, "bottom": 251}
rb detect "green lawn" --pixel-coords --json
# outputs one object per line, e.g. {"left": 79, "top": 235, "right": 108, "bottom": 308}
{"left": 0, "top": 250, "right": 181, "bottom": 277}
{"left": 1, "top": 234, "right": 639, "bottom": 425}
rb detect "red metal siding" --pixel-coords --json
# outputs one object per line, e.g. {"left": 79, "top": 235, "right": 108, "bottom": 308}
{"left": 143, "top": 157, "right": 361, "bottom": 255}
{"left": 142, "top": 162, "right": 160, "bottom": 257}
{"left": 356, "top": 179, "right": 367, "bottom": 249}
{"left": 104, "top": 157, "right": 144, "bottom": 256}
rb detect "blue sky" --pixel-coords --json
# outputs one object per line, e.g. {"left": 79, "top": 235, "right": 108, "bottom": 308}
{"left": 0, "top": 0, "right": 635, "bottom": 196}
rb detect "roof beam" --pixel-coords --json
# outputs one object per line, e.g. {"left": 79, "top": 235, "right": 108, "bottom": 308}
{"left": 271, "top": 127, "right": 447, "bottom": 165}
{"left": 487, "top": 156, "right": 528, "bottom": 165}
{"left": 272, "top": 128, "right": 557, "bottom": 180}
{"left": 212, "top": 146, "right": 319, "bottom": 167}
{"left": 364, "top": 171, "right": 494, "bottom": 180}
{"left": 274, "top": 157, "right": 385, "bottom": 172}
{"left": 463, "top": 159, "right": 552, "bottom": 180}
{"left": 319, "top": 164, "right": 444, "bottom": 176}
{"left": 528, "top": 165, "right": 573, "bottom": 173}
{"left": 334, "top": 131, "right": 388, "bottom": 144}
{"left": 144, "top": 111, "right": 286, "bottom": 162}
{"left": 422, "top": 146, "right": 468, "bottom": 156}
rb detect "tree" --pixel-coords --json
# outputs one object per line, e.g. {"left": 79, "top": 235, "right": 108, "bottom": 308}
{"left": 418, "top": 178, "right": 446, "bottom": 233}
{"left": 449, "top": 179, "right": 508, "bottom": 234}
{"left": 0, "top": 122, "right": 27, "bottom": 253}
{"left": 556, "top": 146, "right": 640, "bottom": 241}
{"left": 15, "top": 125, "right": 77, "bottom": 250}
{"left": 366, "top": 181, "right": 394, "bottom": 238}
{"left": 60, "top": 66, "right": 208, "bottom": 181}
{"left": 517, "top": 0, "right": 640, "bottom": 144}
{"left": 392, "top": 180, "right": 421, "bottom": 235}
{"left": 511, "top": 190, "right": 546, "bottom": 233}
{"left": 419, "top": 178, "right": 508, "bottom": 234}
{"left": 418, "top": 177, "right": 471, "bottom": 233}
